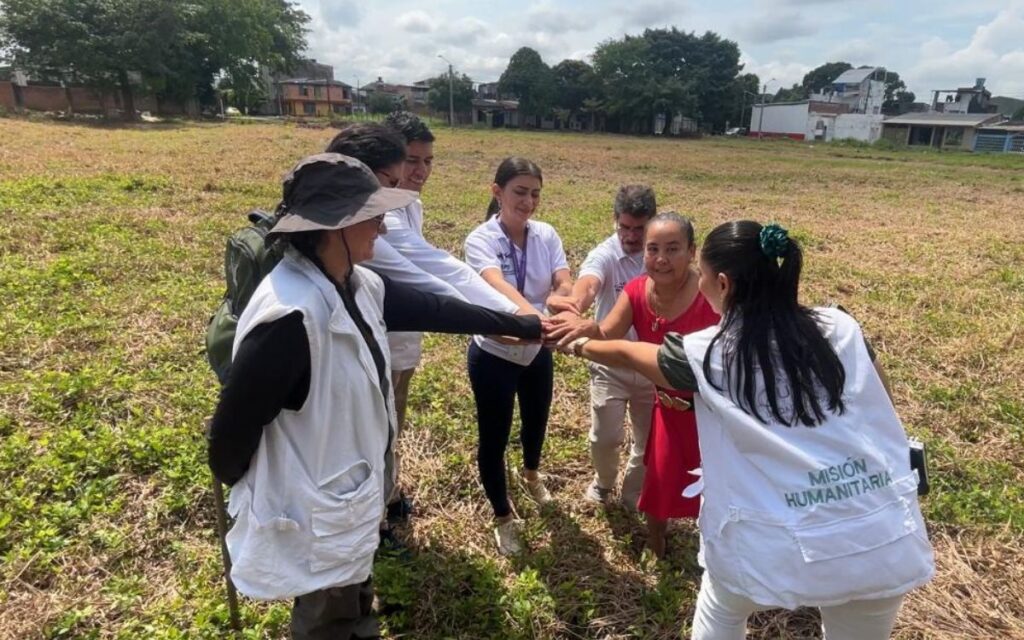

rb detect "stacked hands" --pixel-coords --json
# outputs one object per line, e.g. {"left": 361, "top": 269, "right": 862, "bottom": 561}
{"left": 491, "top": 294, "right": 597, "bottom": 353}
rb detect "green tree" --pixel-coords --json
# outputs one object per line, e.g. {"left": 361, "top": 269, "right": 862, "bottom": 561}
{"left": 1013, "top": 106, "right": 1024, "bottom": 120}
{"left": 592, "top": 28, "right": 743, "bottom": 133}
{"left": 551, "top": 59, "right": 596, "bottom": 115}
{"left": 368, "top": 91, "right": 399, "bottom": 114}
{"left": 498, "top": 47, "right": 555, "bottom": 121}
{"left": 801, "top": 61, "right": 853, "bottom": 95}
{"left": 773, "top": 83, "right": 806, "bottom": 102}
{"left": 880, "top": 71, "right": 915, "bottom": 115}
{"left": 0, "top": 0, "right": 308, "bottom": 120}
{"left": 426, "top": 72, "right": 474, "bottom": 116}
{"left": 730, "top": 72, "right": 760, "bottom": 129}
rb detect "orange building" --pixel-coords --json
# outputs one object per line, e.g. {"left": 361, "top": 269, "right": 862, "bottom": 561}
{"left": 277, "top": 79, "right": 353, "bottom": 117}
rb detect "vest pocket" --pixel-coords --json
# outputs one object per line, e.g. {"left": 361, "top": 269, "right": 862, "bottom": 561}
{"left": 792, "top": 498, "right": 917, "bottom": 563}
{"left": 309, "top": 465, "right": 382, "bottom": 573}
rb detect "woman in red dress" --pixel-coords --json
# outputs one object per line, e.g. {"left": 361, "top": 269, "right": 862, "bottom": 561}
{"left": 549, "top": 212, "right": 719, "bottom": 556}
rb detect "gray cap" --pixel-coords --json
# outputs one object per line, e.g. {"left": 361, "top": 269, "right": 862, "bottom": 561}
{"left": 268, "top": 153, "right": 416, "bottom": 239}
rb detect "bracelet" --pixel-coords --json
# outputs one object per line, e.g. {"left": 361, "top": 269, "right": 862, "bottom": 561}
{"left": 571, "top": 337, "right": 591, "bottom": 357}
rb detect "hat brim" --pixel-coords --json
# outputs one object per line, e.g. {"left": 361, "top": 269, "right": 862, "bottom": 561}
{"left": 268, "top": 186, "right": 417, "bottom": 237}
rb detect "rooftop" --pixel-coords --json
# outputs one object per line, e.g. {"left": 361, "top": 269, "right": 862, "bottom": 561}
{"left": 832, "top": 67, "right": 879, "bottom": 85}
{"left": 883, "top": 112, "right": 1003, "bottom": 127}
{"left": 278, "top": 77, "right": 351, "bottom": 88}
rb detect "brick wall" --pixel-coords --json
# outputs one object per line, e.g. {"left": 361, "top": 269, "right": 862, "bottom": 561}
{"left": 0, "top": 81, "right": 15, "bottom": 111}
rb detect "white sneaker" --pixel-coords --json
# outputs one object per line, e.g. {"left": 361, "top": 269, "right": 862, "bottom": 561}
{"left": 584, "top": 480, "right": 613, "bottom": 505}
{"left": 523, "top": 474, "right": 553, "bottom": 505}
{"left": 494, "top": 518, "right": 524, "bottom": 556}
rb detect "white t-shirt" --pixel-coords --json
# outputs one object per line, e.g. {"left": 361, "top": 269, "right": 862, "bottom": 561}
{"left": 464, "top": 216, "right": 569, "bottom": 365}
{"left": 366, "top": 199, "right": 519, "bottom": 371}
{"left": 578, "top": 232, "right": 643, "bottom": 342}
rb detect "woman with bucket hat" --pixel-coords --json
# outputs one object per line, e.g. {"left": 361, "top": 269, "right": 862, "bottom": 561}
{"left": 207, "top": 153, "right": 543, "bottom": 639}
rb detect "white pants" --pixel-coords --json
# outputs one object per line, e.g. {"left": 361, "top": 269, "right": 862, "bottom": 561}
{"left": 691, "top": 572, "right": 905, "bottom": 640}
{"left": 588, "top": 364, "right": 654, "bottom": 506}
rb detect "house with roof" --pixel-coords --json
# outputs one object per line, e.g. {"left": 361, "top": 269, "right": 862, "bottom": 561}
{"left": 276, "top": 78, "right": 352, "bottom": 117}
{"left": 749, "top": 67, "right": 887, "bottom": 142}
{"left": 880, "top": 112, "right": 1003, "bottom": 150}
{"left": 972, "top": 121, "right": 1024, "bottom": 153}
{"left": 359, "top": 77, "right": 429, "bottom": 110}
{"left": 931, "top": 78, "right": 996, "bottom": 115}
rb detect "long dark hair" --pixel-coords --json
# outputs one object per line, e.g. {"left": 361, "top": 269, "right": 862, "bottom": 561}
{"left": 486, "top": 156, "right": 543, "bottom": 219}
{"left": 701, "top": 220, "right": 845, "bottom": 426}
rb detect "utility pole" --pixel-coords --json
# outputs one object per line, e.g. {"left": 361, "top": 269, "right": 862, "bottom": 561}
{"left": 756, "top": 78, "right": 776, "bottom": 140}
{"left": 757, "top": 82, "right": 766, "bottom": 140}
{"left": 439, "top": 54, "right": 455, "bottom": 127}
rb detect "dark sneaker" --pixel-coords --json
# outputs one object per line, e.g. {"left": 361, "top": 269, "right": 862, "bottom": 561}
{"left": 386, "top": 494, "right": 413, "bottom": 525}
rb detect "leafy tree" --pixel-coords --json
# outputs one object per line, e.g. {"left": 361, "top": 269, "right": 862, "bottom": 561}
{"left": 367, "top": 91, "right": 399, "bottom": 114}
{"left": 592, "top": 28, "right": 743, "bottom": 133}
{"left": 1013, "top": 106, "right": 1024, "bottom": 121}
{"left": 773, "top": 83, "right": 805, "bottom": 102}
{"left": 0, "top": 0, "right": 308, "bottom": 120}
{"left": 801, "top": 61, "right": 853, "bottom": 95}
{"left": 551, "top": 59, "right": 596, "bottom": 115}
{"left": 730, "top": 72, "right": 760, "bottom": 129}
{"left": 498, "top": 47, "right": 555, "bottom": 120}
{"left": 426, "top": 72, "right": 474, "bottom": 115}
{"left": 880, "top": 71, "right": 915, "bottom": 115}
{"left": 593, "top": 32, "right": 695, "bottom": 134}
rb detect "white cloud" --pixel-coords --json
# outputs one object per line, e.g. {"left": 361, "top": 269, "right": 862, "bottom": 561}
{"left": 623, "top": 0, "right": 687, "bottom": 29}
{"left": 735, "top": 11, "right": 817, "bottom": 44}
{"left": 909, "top": 6, "right": 1024, "bottom": 96}
{"left": 740, "top": 53, "right": 811, "bottom": 90}
{"left": 526, "top": 4, "right": 591, "bottom": 34}
{"left": 436, "top": 17, "right": 491, "bottom": 46}
{"left": 396, "top": 10, "right": 437, "bottom": 33}
{"left": 318, "top": 0, "right": 364, "bottom": 29}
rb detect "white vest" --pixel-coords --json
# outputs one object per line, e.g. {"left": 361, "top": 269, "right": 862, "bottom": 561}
{"left": 682, "top": 307, "right": 934, "bottom": 609}
{"left": 225, "top": 252, "right": 396, "bottom": 600}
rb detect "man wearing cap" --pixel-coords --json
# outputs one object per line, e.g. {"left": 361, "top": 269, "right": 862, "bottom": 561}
{"left": 207, "top": 153, "right": 541, "bottom": 639}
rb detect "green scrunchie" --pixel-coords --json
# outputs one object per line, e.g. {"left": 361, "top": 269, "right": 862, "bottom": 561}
{"left": 759, "top": 223, "right": 790, "bottom": 260}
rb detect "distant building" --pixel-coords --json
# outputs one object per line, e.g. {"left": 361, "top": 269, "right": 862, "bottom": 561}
{"left": 472, "top": 98, "right": 520, "bottom": 128}
{"left": 973, "top": 121, "right": 1024, "bottom": 153}
{"left": 750, "top": 67, "right": 887, "bottom": 142}
{"left": 931, "top": 78, "right": 996, "bottom": 115}
{"left": 360, "top": 77, "right": 429, "bottom": 110}
{"left": 880, "top": 112, "right": 1003, "bottom": 150}
{"left": 476, "top": 82, "right": 501, "bottom": 100}
{"left": 276, "top": 78, "right": 352, "bottom": 117}
{"left": 809, "top": 67, "right": 886, "bottom": 115}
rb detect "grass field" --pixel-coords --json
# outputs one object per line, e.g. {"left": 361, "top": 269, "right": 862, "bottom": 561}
{"left": 1, "top": 117, "right": 1022, "bottom": 639}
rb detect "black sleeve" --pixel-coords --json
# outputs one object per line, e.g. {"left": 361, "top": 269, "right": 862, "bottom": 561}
{"left": 208, "top": 311, "right": 310, "bottom": 486}
{"left": 379, "top": 274, "right": 541, "bottom": 339}
{"left": 657, "top": 333, "right": 700, "bottom": 392}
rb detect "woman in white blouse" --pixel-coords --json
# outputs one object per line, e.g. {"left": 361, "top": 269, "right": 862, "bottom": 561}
{"left": 463, "top": 156, "right": 575, "bottom": 556}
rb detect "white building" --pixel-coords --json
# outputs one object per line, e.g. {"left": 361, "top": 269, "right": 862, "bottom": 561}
{"left": 749, "top": 66, "right": 887, "bottom": 143}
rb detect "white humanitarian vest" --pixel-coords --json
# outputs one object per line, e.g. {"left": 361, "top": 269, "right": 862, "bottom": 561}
{"left": 225, "top": 252, "right": 396, "bottom": 600}
{"left": 682, "top": 307, "right": 934, "bottom": 609}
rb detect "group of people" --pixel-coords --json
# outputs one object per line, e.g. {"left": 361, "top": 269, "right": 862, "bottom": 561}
{"left": 207, "top": 113, "right": 934, "bottom": 640}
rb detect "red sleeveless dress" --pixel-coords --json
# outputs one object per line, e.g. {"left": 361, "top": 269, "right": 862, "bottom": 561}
{"left": 624, "top": 275, "right": 720, "bottom": 520}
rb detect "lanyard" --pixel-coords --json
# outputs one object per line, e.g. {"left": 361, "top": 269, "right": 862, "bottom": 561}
{"left": 499, "top": 221, "right": 528, "bottom": 294}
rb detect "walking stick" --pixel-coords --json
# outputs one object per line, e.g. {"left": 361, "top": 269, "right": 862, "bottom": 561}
{"left": 207, "top": 420, "right": 242, "bottom": 634}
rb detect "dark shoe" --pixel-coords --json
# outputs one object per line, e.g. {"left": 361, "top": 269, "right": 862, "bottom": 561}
{"left": 377, "top": 527, "right": 414, "bottom": 561}
{"left": 386, "top": 494, "right": 413, "bottom": 525}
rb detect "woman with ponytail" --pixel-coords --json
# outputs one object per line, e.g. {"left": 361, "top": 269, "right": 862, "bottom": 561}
{"left": 561, "top": 220, "right": 934, "bottom": 639}
{"left": 463, "top": 157, "right": 575, "bottom": 555}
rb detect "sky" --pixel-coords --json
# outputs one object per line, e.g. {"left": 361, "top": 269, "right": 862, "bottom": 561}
{"left": 293, "top": 0, "right": 1024, "bottom": 99}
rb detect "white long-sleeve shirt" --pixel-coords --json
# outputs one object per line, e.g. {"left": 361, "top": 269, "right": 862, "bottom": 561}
{"left": 366, "top": 199, "right": 519, "bottom": 370}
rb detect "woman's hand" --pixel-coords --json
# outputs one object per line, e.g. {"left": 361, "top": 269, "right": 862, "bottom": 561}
{"left": 543, "top": 315, "right": 600, "bottom": 347}
{"left": 545, "top": 294, "right": 581, "bottom": 316}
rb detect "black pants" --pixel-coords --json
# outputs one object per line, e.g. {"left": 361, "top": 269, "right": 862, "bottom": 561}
{"left": 290, "top": 577, "right": 379, "bottom": 640}
{"left": 467, "top": 342, "right": 553, "bottom": 518}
